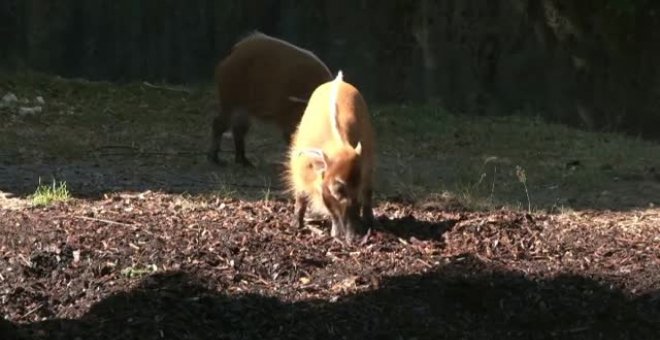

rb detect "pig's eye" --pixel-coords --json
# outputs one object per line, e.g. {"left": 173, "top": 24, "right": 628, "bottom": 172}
{"left": 330, "top": 180, "right": 347, "bottom": 201}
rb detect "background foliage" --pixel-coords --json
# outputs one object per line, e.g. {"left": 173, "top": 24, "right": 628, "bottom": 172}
{"left": 2, "top": 0, "right": 660, "bottom": 139}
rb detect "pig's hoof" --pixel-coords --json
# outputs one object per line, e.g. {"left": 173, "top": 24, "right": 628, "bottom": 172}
{"left": 358, "top": 229, "right": 372, "bottom": 246}
{"left": 330, "top": 224, "right": 340, "bottom": 238}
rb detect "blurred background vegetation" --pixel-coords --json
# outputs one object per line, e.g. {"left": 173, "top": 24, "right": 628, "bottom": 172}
{"left": 1, "top": 0, "right": 659, "bottom": 140}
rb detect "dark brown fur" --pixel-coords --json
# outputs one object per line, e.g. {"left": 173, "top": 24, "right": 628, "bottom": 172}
{"left": 207, "top": 32, "right": 333, "bottom": 167}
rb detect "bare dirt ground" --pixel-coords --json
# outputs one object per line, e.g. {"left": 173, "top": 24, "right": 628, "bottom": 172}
{"left": 2, "top": 73, "right": 660, "bottom": 339}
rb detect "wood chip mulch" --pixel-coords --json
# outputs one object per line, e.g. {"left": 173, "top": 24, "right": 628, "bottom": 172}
{"left": 1, "top": 192, "right": 659, "bottom": 339}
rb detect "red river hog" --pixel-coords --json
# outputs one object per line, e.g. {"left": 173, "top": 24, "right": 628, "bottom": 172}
{"left": 285, "top": 71, "right": 376, "bottom": 244}
{"left": 207, "top": 31, "right": 333, "bottom": 167}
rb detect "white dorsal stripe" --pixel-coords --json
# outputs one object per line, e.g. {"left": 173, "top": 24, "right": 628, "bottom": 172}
{"left": 235, "top": 31, "right": 332, "bottom": 76}
{"left": 329, "top": 70, "right": 344, "bottom": 144}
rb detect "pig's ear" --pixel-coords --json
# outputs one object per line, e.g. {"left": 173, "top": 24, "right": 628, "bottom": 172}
{"left": 354, "top": 141, "right": 362, "bottom": 155}
{"left": 297, "top": 148, "right": 328, "bottom": 176}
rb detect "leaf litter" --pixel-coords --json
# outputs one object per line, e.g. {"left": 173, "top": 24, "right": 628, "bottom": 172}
{"left": 0, "top": 192, "right": 658, "bottom": 339}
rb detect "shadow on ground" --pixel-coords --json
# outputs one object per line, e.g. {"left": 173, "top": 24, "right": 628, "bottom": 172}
{"left": 3, "top": 151, "right": 659, "bottom": 212}
{"left": 3, "top": 255, "right": 658, "bottom": 340}
{"left": 374, "top": 214, "right": 461, "bottom": 241}
{"left": 0, "top": 150, "right": 288, "bottom": 202}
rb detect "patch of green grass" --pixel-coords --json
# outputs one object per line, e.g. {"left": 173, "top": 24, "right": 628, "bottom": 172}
{"left": 30, "top": 178, "right": 71, "bottom": 207}
{"left": 373, "top": 104, "right": 660, "bottom": 212}
{"left": 121, "top": 264, "right": 158, "bottom": 278}
{"left": 0, "top": 70, "right": 214, "bottom": 162}
{"left": 2, "top": 71, "right": 659, "bottom": 212}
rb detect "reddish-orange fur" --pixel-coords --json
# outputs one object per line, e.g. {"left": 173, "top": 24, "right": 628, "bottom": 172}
{"left": 285, "top": 71, "right": 376, "bottom": 244}
{"left": 207, "top": 31, "right": 333, "bottom": 167}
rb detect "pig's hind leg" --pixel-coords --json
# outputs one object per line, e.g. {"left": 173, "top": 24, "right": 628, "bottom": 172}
{"left": 207, "top": 102, "right": 231, "bottom": 165}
